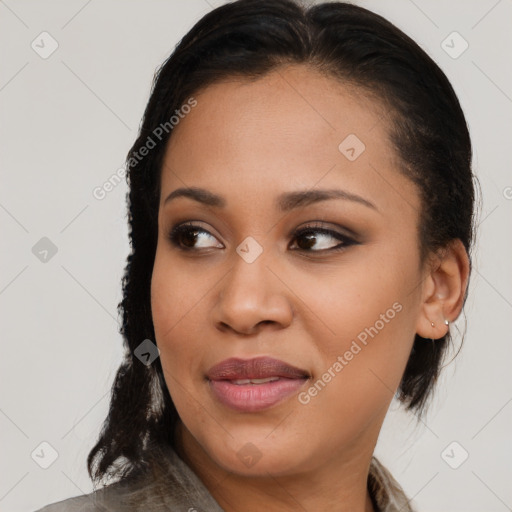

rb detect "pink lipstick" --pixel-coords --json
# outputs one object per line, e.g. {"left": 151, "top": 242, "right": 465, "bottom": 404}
{"left": 206, "top": 356, "right": 309, "bottom": 412}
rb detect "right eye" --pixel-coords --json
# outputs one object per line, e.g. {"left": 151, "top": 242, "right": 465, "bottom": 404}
{"left": 167, "top": 222, "right": 224, "bottom": 250}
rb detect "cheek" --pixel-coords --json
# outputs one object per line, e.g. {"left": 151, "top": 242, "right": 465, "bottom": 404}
{"left": 151, "top": 252, "right": 189, "bottom": 365}
{"left": 150, "top": 258, "right": 201, "bottom": 425}
{"left": 151, "top": 246, "right": 209, "bottom": 336}
{"left": 294, "top": 301, "right": 414, "bottom": 448}
{"left": 296, "top": 249, "right": 418, "bottom": 411}
{"left": 290, "top": 245, "right": 418, "bottom": 349}
{"left": 150, "top": 249, "right": 214, "bottom": 388}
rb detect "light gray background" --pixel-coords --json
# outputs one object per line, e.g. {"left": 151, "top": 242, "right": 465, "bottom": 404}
{"left": 1, "top": 1, "right": 511, "bottom": 511}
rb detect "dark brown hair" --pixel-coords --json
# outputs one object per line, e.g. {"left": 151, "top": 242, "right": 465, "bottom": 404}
{"left": 87, "top": 0, "right": 476, "bottom": 486}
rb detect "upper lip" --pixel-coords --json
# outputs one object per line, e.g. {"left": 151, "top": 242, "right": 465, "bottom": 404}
{"left": 206, "top": 356, "right": 309, "bottom": 381}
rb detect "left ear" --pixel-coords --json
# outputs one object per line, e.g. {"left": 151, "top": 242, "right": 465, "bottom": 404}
{"left": 415, "top": 239, "right": 470, "bottom": 340}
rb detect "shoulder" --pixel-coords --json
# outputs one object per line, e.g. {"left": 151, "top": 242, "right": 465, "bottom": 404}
{"left": 34, "top": 445, "right": 224, "bottom": 512}
{"left": 369, "top": 457, "right": 415, "bottom": 512}
{"left": 33, "top": 480, "right": 137, "bottom": 512}
{"left": 34, "top": 495, "right": 89, "bottom": 512}
{"left": 34, "top": 474, "right": 217, "bottom": 511}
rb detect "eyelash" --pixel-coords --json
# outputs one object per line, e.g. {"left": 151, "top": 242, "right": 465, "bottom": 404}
{"left": 167, "top": 221, "right": 358, "bottom": 254}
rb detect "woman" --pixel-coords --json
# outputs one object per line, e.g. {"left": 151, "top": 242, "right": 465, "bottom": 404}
{"left": 37, "top": 0, "right": 475, "bottom": 510}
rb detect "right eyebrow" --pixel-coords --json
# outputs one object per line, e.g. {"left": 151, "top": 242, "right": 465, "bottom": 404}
{"left": 164, "top": 187, "right": 226, "bottom": 208}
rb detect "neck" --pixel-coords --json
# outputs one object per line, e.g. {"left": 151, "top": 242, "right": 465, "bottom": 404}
{"left": 174, "top": 421, "right": 377, "bottom": 512}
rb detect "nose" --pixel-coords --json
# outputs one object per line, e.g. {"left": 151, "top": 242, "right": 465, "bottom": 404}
{"left": 212, "top": 249, "right": 294, "bottom": 336}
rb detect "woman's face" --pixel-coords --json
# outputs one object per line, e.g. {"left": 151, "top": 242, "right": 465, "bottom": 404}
{"left": 151, "top": 64, "right": 427, "bottom": 476}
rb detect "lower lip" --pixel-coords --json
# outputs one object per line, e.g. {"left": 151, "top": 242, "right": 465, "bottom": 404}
{"left": 208, "top": 378, "right": 308, "bottom": 412}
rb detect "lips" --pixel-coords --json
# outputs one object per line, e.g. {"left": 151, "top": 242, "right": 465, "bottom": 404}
{"left": 206, "top": 357, "right": 310, "bottom": 412}
{"left": 206, "top": 356, "right": 309, "bottom": 381}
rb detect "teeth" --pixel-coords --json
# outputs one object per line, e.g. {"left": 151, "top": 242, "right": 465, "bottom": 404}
{"left": 250, "top": 377, "right": 280, "bottom": 384}
{"left": 231, "top": 377, "right": 280, "bottom": 385}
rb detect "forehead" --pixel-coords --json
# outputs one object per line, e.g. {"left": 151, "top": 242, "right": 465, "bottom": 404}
{"left": 160, "top": 64, "right": 418, "bottom": 218}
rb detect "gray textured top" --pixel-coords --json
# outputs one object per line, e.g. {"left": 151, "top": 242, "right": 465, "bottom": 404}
{"left": 35, "top": 445, "right": 414, "bottom": 511}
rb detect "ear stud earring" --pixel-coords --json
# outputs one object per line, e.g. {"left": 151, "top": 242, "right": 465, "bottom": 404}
{"left": 430, "top": 319, "right": 449, "bottom": 329}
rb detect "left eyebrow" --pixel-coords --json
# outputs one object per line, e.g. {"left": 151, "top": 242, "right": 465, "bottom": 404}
{"left": 276, "top": 188, "right": 378, "bottom": 212}
{"left": 163, "top": 186, "right": 378, "bottom": 212}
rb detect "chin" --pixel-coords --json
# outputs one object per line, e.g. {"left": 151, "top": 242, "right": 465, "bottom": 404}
{"left": 201, "top": 432, "right": 315, "bottom": 478}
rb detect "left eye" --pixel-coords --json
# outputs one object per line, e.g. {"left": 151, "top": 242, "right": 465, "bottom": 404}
{"left": 289, "top": 227, "right": 355, "bottom": 252}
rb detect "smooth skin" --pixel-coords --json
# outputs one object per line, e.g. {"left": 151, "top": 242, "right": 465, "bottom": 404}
{"left": 150, "top": 64, "right": 469, "bottom": 512}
